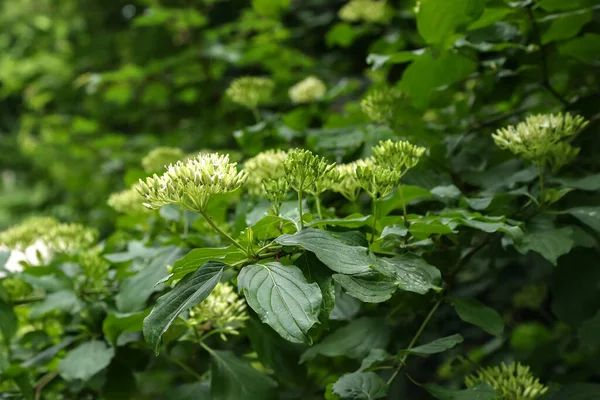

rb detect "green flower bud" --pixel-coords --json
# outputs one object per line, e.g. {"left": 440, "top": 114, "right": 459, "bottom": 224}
{"left": 283, "top": 149, "right": 336, "bottom": 193}
{"left": 137, "top": 152, "right": 248, "bottom": 213}
{"left": 42, "top": 223, "right": 98, "bottom": 254}
{"left": 324, "top": 161, "right": 368, "bottom": 202}
{"left": 141, "top": 146, "right": 186, "bottom": 173}
{"left": 78, "top": 248, "right": 110, "bottom": 290}
{"left": 2, "top": 275, "right": 33, "bottom": 300}
{"left": 492, "top": 113, "right": 588, "bottom": 169}
{"left": 339, "top": 0, "right": 388, "bottom": 23}
{"left": 107, "top": 187, "right": 149, "bottom": 215}
{"left": 361, "top": 88, "right": 406, "bottom": 124}
{"left": 465, "top": 362, "right": 548, "bottom": 399}
{"left": 356, "top": 159, "right": 402, "bottom": 200}
{"left": 244, "top": 149, "right": 288, "bottom": 196}
{"left": 226, "top": 76, "right": 275, "bottom": 109}
{"left": 289, "top": 76, "right": 327, "bottom": 104}
{"left": 263, "top": 178, "right": 290, "bottom": 215}
{"left": 188, "top": 283, "right": 249, "bottom": 341}
{"left": 0, "top": 217, "right": 59, "bottom": 249}
{"left": 372, "top": 139, "right": 426, "bottom": 175}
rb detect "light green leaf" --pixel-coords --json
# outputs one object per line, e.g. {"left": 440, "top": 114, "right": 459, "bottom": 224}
{"left": 398, "top": 334, "right": 463, "bottom": 356}
{"left": 252, "top": 0, "right": 290, "bottom": 18}
{"left": 276, "top": 229, "right": 375, "bottom": 274}
{"left": 29, "top": 290, "right": 83, "bottom": 319}
{"left": 426, "top": 383, "right": 497, "bottom": 400}
{"left": 332, "top": 372, "right": 388, "bottom": 400}
{"left": 468, "top": 7, "right": 514, "bottom": 30}
{"left": 251, "top": 215, "right": 296, "bottom": 240}
{"left": 143, "top": 261, "right": 225, "bottom": 354}
{"left": 116, "top": 247, "right": 183, "bottom": 312}
{"left": 359, "top": 349, "right": 391, "bottom": 372}
{"left": 58, "top": 341, "right": 115, "bottom": 381}
{"left": 542, "top": 10, "right": 591, "bottom": 44}
{"left": 332, "top": 273, "right": 397, "bottom": 303}
{"left": 210, "top": 350, "right": 278, "bottom": 400}
{"left": 169, "top": 246, "right": 246, "bottom": 282}
{"left": 301, "top": 318, "right": 389, "bottom": 363}
{"left": 374, "top": 253, "right": 442, "bottom": 294}
{"left": 103, "top": 311, "right": 148, "bottom": 346}
{"left": 568, "top": 207, "right": 600, "bottom": 232}
{"left": 417, "top": 0, "right": 484, "bottom": 47}
{"left": 450, "top": 297, "right": 504, "bottom": 336}
{"left": 327, "top": 23, "right": 359, "bottom": 48}
{"left": 238, "top": 262, "right": 322, "bottom": 344}
{"left": 366, "top": 49, "right": 425, "bottom": 71}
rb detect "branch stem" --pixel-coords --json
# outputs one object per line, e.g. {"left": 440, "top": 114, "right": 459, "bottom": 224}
{"left": 200, "top": 211, "right": 248, "bottom": 256}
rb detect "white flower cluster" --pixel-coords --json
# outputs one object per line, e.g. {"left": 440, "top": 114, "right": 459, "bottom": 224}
{"left": 289, "top": 76, "right": 327, "bottom": 104}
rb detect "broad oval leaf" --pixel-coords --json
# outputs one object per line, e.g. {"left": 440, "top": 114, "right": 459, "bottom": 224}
{"left": 374, "top": 253, "right": 442, "bottom": 295}
{"left": 143, "top": 261, "right": 225, "bottom": 354}
{"left": 210, "top": 350, "right": 278, "bottom": 400}
{"left": 168, "top": 246, "right": 246, "bottom": 282}
{"left": 332, "top": 273, "right": 397, "bottom": 303}
{"left": 568, "top": 207, "right": 600, "bottom": 233}
{"left": 332, "top": 371, "right": 388, "bottom": 400}
{"left": 238, "top": 262, "right": 322, "bottom": 344}
{"left": 275, "top": 228, "right": 375, "bottom": 274}
{"left": 398, "top": 334, "right": 463, "bottom": 357}
{"left": 301, "top": 317, "right": 389, "bottom": 363}
{"left": 58, "top": 341, "right": 115, "bottom": 381}
{"left": 450, "top": 297, "right": 504, "bottom": 336}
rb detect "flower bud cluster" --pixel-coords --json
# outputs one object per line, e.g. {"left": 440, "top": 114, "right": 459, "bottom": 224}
{"left": 226, "top": 76, "right": 275, "bottom": 109}
{"left": 107, "top": 187, "right": 148, "bottom": 215}
{"left": 263, "top": 178, "right": 290, "bottom": 215}
{"left": 361, "top": 88, "right": 405, "bottom": 124}
{"left": 1, "top": 275, "right": 33, "bottom": 300}
{"left": 355, "top": 160, "right": 401, "bottom": 200}
{"left": 339, "top": 0, "right": 388, "bottom": 23}
{"left": 289, "top": 76, "right": 327, "bottom": 104}
{"left": 137, "top": 153, "right": 248, "bottom": 213}
{"left": 492, "top": 113, "right": 588, "bottom": 171}
{"left": 78, "top": 248, "right": 110, "bottom": 290}
{"left": 188, "top": 283, "right": 249, "bottom": 341}
{"left": 0, "top": 217, "right": 59, "bottom": 249}
{"left": 141, "top": 147, "right": 185, "bottom": 173}
{"left": 43, "top": 223, "right": 98, "bottom": 254}
{"left": 465, "top": 362, "right": 548, "bottom": 399}
{"left": 372, "top": 139, "right": 426, "bottom": 175}
{"left": 326, "top": 160, "right": 370, "bottom": 202}
{"left": 244, "top": 149, "right": 288, "bottom": 195}
{"left": 283, "top": 149, "right": 336, "bottom": 193}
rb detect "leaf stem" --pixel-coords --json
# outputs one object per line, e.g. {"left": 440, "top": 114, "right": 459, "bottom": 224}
{"left": 387, "top": 297, "right": 443, "bottom": 386}
{"left": 315, "top": 195, "right": 323, "bottom": 219}
{"left": 200, "top": 211, "right": 249, "bottom": 256}
{"left": 298, "top": 190, "right": 304, "bottom": 229}
{"left": 169, "top": 356, "right": 204, "bottom": 381}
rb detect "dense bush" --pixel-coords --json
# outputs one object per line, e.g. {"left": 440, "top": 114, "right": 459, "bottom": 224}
{"left": 1, "top": 0, "right": 600, "bottom": 399}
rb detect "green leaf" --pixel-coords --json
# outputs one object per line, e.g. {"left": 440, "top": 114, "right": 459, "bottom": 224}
{"left": 559, "top": 33, "right": 600, "bottom": 64}
{"left": 58, "top": 341, "right": 115, "bottom": 381}
{"left": 143, "top": 261, "right": 225, "bottom": 354}
{"left": 327, "top": 23, "right": 359, "bottom": 48}
{"left": 332, "top": 273, "right": 397, "bottom": 303}
{"left": 425, "top": 383, "right": 497, "bottom": 400}
{"left": 330, "top": 284, "right": 361, "bottom": 321}
{"left": 450, "top": 297, "right": 504, "bottom": 336}
{"left": 103, "top": 311, "right": 148, "bottom": 346}
{"left": 399, "top": 51, "right": 478, "bottom": 108}
{"left": 359, "top": 349, "right": 391, "bottom": 372}
{"left": 555, "top": 173, "right": 600, "bottom": 191}
{"left": 541, "top": 10, "right": 591, "bottom": 44}
{"left": 29, "top": 290, "right": 83, "bottom": 319}
{"left": 301, "top": 317, "right": 389, "bottom": 363}
{"left": 276, "top": 229, "right": 375, "bottom": 274}
{"left": 515, "top": 218, "right": 573, "bottom": 265}
{"left": 398, "top": 334, "right": 463, "bottom": 356}
{"left": 409, "top": 220, "right": 456, "bottom": 240}
{"left": 251, "top": 215, "right": 296, "bottom": 240}
{"left": 308, "top": 214, "right": 373, "bottom": 229}
{"left": 543, "top": 384, "right": 600, "bottom": 400}
{"left": 21, "top": 336, "right": 78, "bottom": 368}
{"left": 538, "top": 0, "right": 597, "bottom": 11}
{"left": 116, "top": 247, "right": 183, "bottom": 312}
{"left": 468, "top": 7, "right": 514, "bottom": 30}
{"left": 366, "top": 50, "right": 425, "bottom": 71}
{"left": 0, "top": 302, "right": 17, "bottom": 344}
{"left": 579, "top": 310, "right": 600, "bottom": 352}
{"left": 252, "top": 0, "right": 290, "bottom": 19}
{"left": 210, "top": 350, "right": 277, "bottom": 400}
{"left": 379, "top": 185, "right": 432, "bottom": 216}
{"left": 374, "top": 253, "right": 442, "bottom": 295}
{"left": 238, "top": 262, "right": 322, "bottom": 344}
{"left": 568, "top": 207, "right": 600, "bottom": 232}
{"left": 417, "top": 0, "right": 484, "bottom": 47}
{"left": 332, "top": 372, "right": 388, "bottom": 400}
{"left": 169, "top": 246, "right": 246, "bottom": 282}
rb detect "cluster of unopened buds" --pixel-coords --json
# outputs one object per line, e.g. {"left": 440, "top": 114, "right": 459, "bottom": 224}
{"left": 465, "top": 362, "right": 548, "bottom": 399}
{"left": 107, "top": 187, "right": 148, "bottom": 215}
{"left": 226, "top": 76, "right": 275, "bottom": 110}
{"left": 339, "top": 0, "right": 388, "bottom": 23}
{"left": 288, "top": 76, "right": 327, "bottom": 104}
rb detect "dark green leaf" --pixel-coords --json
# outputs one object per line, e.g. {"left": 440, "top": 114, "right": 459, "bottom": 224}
{"left": 29, "top": 290, "right": 83, "bottom": 319}
{"left": 276, "top": 229, "right": 375, "bottom": 274}
{"left": 58, "top": 341, "right": 115, "bottom": 381}
{"left": 301, "top": 318, "right": 389, "bottom": 363}
{"left": 308, "top": 214, "right": 373, "bottom": 229}
{"left": 169, "top": 246, "right": 246, "bottom": 282}
{"left": 0, "top": 302, "right": 17, "bottom": 344}
{"left": 330, "top": 284, "right": 361, "bottom": 321}
{"left": 210, "top": 350, "right": 277, "bottom": 400}
{"left": 450, "top": 297, "right": 504, "bottom": 336}
{"left": 543, "top": 384, "right": 600, "bottom": 400}
{"left": 559, "top": 33, "right": 600, "bottom": 63}
{"left": 332, "top": 273, "right": 397, "bottom": 303}
{"left": 516, "top": 218, "right": 573, "bottom": 265}
{"left": 379, "top": 186, "right": 432, "bottom": 216}
{"left": 374, "top": 253, "right": 442, "bottom": 294}
{"left": 103, "top": 311, "right": 148, "bottom": 345}
{"left": 238, "top": 262, "right": 322, "bottom": 344}
{"left": 541, "top": 10, "right": 591, "bottom": 44}
{"left": 359, "top": 349, "right": 391, "bottom": 372}
{"left": 579, "top": 311, "right": 600, "bottom": 352}
{"left": 567, "top": 207, "right": 600, "bottom": 232}
{"left": 399, "top": 334, "right": 463, "bottom": 356}
{"left": 143, "top": 261, "right": 225, "bottom": 354}
{"left": 425, "top": 383, "right": 497, "bottom": 400}
{"left": 332, "top": 372, "right": 388, "bottom": 400}
{"left": 554, "top": 173, "right": 600, "bottom": 191}
{"left": 21, "top": 336, "right": 78, "bottom": 368}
